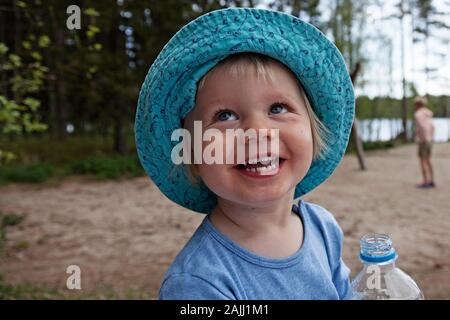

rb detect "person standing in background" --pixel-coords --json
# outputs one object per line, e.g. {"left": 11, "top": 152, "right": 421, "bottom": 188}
{"left": 413, "top": 97, "right": 435, "bottom": 188}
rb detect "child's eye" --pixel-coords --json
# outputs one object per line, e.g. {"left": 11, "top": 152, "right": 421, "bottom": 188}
{"left": 215, "top": 110, "right": 238, "bottom": 122}
{"left": 269, "top": 103, "right": 288, "bottom": 115}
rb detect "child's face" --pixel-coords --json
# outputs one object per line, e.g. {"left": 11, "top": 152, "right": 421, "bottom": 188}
{"left": 184, "top": 61, "right": 313, "bottom": 207}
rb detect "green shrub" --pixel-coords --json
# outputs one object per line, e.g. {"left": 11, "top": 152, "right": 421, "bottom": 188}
{"left": 0, "top": 211, "right": 25, "bottom": 248}
{"left": 68, "top": 155, "right": 143, "bottom": 179}
{"left": 1, "top": 212, "right": 25, "bottom": 228}
{"left": 0, "top": 134, "right": 115, "bottom": 165}
{"left": 362, "top": 140, "right": 395, "bottom": 151}
{"left": 0, "top": 134, "right": 145, "bottom": 183}
{"left": 346, "top": 139, "right": 398, "bottom": 154}
{"left": 0, "top": 163, "right": 54, "bottom": 183}
{"left": 0, "top": 134, "right": 139, "bottom": 165}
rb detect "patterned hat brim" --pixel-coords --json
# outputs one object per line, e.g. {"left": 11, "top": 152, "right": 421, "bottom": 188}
{"left": 135, "top": 8, "right": 355, "bottom": 213}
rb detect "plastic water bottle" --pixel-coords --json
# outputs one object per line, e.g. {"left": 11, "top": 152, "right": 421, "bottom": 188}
{"left": 350, "top": 233, "right": 424, "bottom": 300}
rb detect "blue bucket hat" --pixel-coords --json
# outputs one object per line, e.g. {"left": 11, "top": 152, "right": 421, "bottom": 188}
{"left": 135, "top": 8, "right": 355, "bottom": 214}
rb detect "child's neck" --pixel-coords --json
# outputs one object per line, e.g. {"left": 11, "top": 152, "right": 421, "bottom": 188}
{"left": 209, "top": 192, "right": 304, "bottom": 259}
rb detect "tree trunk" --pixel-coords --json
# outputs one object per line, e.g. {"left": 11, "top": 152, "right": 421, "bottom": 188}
{"left": 0, "top": 1, "right": 13, "bottom": 96}
{"left": 400, "top": 0, "right": 408, "bottom": 142}
{"left": 55, "top": 70, "right": 68, "bottom": 139}
{"left": 350, "top": 61, "right": 366, "bottom": 170}
{"left": 113, "top": 107, "right": 127, "bottom": 155}
{"left": 401, "top": 92, "right": 408, "bottom": 142}
{"left": 12, "top": 0, "right": 20, "bottom": 102}
{"left": 48, "top": 74, "right": 58, "bottom": 137}
{"left": 50, "top": 6, "right": 68, "bottom": 140}
{"left": 350, "top": 118, "right": 366, "bottom": 170}
{"left": 111, "top": 4, "right": 128, "bottom": 155}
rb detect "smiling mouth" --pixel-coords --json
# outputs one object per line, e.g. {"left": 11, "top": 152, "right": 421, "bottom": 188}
{"left": 233, "top": 155, "right": 286, "bottom": 176}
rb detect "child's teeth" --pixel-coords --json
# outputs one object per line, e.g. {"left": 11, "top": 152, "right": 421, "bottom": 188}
{"left": 242, "top": 156, "right": 281, "bottom": 174}
{"left": 259, "top": 157, "right": 271, "bottom": 165}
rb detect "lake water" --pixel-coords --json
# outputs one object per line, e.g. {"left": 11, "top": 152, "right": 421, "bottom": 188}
{"left": 358, "top": 118, "right": 450, "bottom": 142}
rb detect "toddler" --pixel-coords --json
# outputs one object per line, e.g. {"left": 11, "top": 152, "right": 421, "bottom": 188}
{"left": 135, "top": 8, "right": 355, "bottom": 300}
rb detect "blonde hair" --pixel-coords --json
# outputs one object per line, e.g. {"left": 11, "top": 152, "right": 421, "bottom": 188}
{"left": 185, "top": 52, "right": 330, "bottom": 184}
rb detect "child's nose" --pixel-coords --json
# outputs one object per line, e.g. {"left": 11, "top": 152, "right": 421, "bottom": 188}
{"left": 241, "top": 114, "right": 276, "bottom": 144}
{"left": 241, "top": 113, "right": 271, "bottom": 132}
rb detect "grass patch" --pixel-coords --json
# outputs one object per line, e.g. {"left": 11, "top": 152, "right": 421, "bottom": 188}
{"left": 12, "top": 240, "right": 30, "bottom": 251}
{"left": 68, "top": 155, "right": 144, "bottom": 180}
{"left": 346, "top": 139, "right": 400, "bottom": 154}
{"left": 0, "top": 134, "right": 116, "bottom": 165}
{"left": 0, "top": 274, "right": 152, "bottom": 299}
{"left": 2, "top": 212, "right": 26, "bottom": 228}
{"left": 0, "top": 134, "right": 144, "bottom": 184}
{"left": 0, "top": 212, "right": 26, "bottom": 255}
{"left": 0, "top": 163, "right": 54, "bottom": 184}
{"left": 362, "top": 140, "right": 396, "bottom": 151}
{"left": 0, "top": 154, "right": 145, "bottom": 184}
{"left": 0, "top": 212, "right": 61, "bottom": 299}
{"left": 0, "top": 273, "right": 62, "bottom": 300}
{"left": 0, "top": 212, "right": 26, "bottom": 245}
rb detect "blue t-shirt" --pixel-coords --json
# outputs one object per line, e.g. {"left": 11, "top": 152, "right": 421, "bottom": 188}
{"left": 159, "top": 199, "right": 351, "bottom": 300}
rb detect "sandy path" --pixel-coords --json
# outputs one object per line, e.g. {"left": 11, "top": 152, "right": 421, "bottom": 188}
{"left": 0, "top": 143, "right": 449, "bottom": 299}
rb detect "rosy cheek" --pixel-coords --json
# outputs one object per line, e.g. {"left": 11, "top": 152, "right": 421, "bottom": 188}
{"left": 283, "top": 129, "right": 313, "bottom": 160}
{"left": 200, "top": 137, "right": 227, "bottom": 165}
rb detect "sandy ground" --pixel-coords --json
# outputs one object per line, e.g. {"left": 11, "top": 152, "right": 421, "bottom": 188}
{"left": 0, "top": 143, "right": 449, "bottom": 299}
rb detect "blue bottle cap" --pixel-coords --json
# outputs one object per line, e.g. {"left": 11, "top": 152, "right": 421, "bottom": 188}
{"left": 359, "top": 234, "right": 398, "bottom": 264}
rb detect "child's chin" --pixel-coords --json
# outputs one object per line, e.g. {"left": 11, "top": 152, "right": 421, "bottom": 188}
{"left": 234, "top": 187, "right": 288, "bottom": 204}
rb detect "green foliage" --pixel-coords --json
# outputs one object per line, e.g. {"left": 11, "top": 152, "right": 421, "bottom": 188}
{"left": 0, "top": 150, "right": 15, "bottom": 164}
{"left": 86, "top": 25, "right": 101, "bottom": 39}
{"left": 346, "top": 139, "right": 398, "bottom": 154}
{"left": 0, "top": 154, "right": 144, "bottom": 183}
{"left": 1, "top": 212, "right": 25, "bottom": 228}
{"left": 37, "top": 35, "right": 51, "bottom": 48}
{"left": 356, "top": 95, "right": 450, "bottom": 119}
{"left": 0, "top": 40, "right": 48, "bottom": 164}
{"left": 16, "top": 1, "right": 27, "bottom": 8}
{"left": 0, "top": 163, "right": 54, "bottom": 183}
{"left": 0, "top": 134, "right": 116, "bottom": 165}
{"left": 0, "top": 211, "right": 25, "bottom": 248}
{"left": 0, "top": 43, "right": 8, "bottom": 54}
{"left": 69, "top": 155, "right": 143, "bottom": 180}
{"left": 84, "top": 7, "right": 100, "bottom": 17}
{"left": 0, "top": 133, "right": 143, "bottom": 183}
